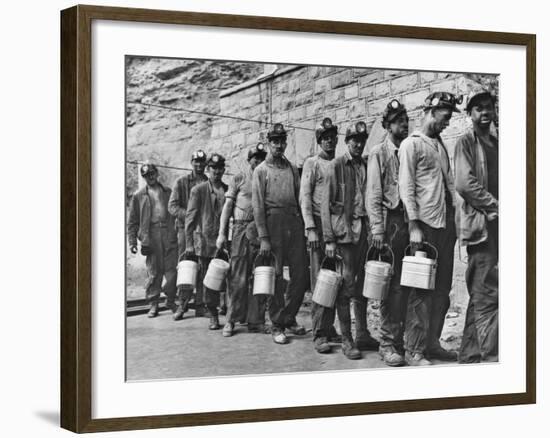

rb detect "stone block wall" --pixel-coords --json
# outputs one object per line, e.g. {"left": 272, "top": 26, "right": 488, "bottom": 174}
{"left": 208, "top": 65, "right": 497, "bottom": 175}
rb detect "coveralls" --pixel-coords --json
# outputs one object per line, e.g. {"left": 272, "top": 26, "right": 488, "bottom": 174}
{"left": 300, "top": 152, "right": 337, "bottom": 341}
{"left": 454, "top": 130, "right": 499, "bottom": 363}
{"left": 366, "top": 137, "right": 410, "bottom": 352}
{"left": 127, "top": 183, "right": 178, "bottom": 306}
{"left": 399, "top": 132, "right": 457, "bottom": 355}
{"left": 252, "top": 153, "right": 308, "bottom": 331}
{"left": 225, "top": 168, "right": 267, "bottom": 325}
{"left": 185, "top": 179, "right": 228, "bottom": 316}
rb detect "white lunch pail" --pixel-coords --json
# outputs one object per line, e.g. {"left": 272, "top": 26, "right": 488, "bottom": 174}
{"left": 363, "top": 244, "right": 394, "bottom": 300}
{"left": 252, "top": 253, "right": 276, "bottom": 296}
{"left": 400, "top": 243, "right": 438, "bottom": 290}
{"left": 203, "top": 250, "right": 230, "bottom": 291}
{"left": 312, "top": 256, "right": 343, "bottom": 308}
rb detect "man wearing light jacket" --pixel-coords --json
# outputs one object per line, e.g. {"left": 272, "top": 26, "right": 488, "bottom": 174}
{"left": 366, "top": 99, "right": 410, "bottom": 367}
{"left": 454, "top": 87, "right": 499, "bottom": 363}
{"left": 398, "top": 92, "right": 459, "bottom": 366}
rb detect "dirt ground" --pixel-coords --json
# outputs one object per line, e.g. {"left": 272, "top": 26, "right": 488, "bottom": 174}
{"left": 126, "top": 245, "right": 469, "bottom": 381}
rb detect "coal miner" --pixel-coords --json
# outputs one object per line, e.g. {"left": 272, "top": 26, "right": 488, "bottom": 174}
{"left": 252, "top": 123, "right": 308, "bottom": 345}
{"left": 300, "top": 117, "right": 341, "bottom": 354}
{"left": 398, "top": 91, "right": 459, "bottom": 366}
{"left": 184, "top": 153, "right": 228, "bottom": 330}
{"left": 168, "top": 149, "right": 208, "bottom": 319}
{"left": 455, "top": 87, "right": 499, "bottom": 363}
{"left": 216, "top": 143, "right": 268, "bottom": 337}
{"left": 366, "top": 99, "right": 410, "bottom": 367}
{"left": 321, "top": 121, "right": 380, "bottom": 360}
{"left": 127, "top": 164, "right": 178, "bottom": 318}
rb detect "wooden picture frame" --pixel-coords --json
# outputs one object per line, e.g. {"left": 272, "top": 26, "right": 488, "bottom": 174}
{"left": 60, "top": 4, "right": 536, "bottom": 433}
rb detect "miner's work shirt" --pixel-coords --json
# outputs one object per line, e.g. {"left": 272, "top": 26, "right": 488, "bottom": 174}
{"left": 148, "top": 185, "right": 168, "bottom": 223}
{"left": 252, "top": 153, "right": 301, "bottom": 239}
{"left": 226, "top": 168, "right": 254, "bottom": 222}
{"left": 299, "top": 153, "right": 333, "bottom": 230}
{"left": 398, "top": 131, "right": 455, "bottom": 229}
{"left": 366, "top": 136, "right": 402, "bottom": 235}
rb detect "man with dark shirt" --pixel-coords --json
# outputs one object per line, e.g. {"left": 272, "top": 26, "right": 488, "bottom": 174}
{"left": 455, "top": 88, "right": 499, "bottom": 363}
{"left": 169, "top": 150, "right": 208, "bottom": 318}
{"left": 128, "top": 164, "right": 178, "bottom": 318}
{"left": 185, "top": 154, "right": 228, "bottom": 330}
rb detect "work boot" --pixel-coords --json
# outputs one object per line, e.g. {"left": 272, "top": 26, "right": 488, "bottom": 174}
{"left": 272, "top": 328, "right": 289, "bottom": 345}
{"left": 379, "top": 346, "right": 406, "bottom": 367}
{"left": 219, "top": 305, "right": 227, "bottom": 316}
{"left": 173, "top": 305, "right": 185, "bottom": 321}
{"left": 314, "top": 337, "right": 332, "bottom": 354}
{"left": 222, "top": 322, "right": 234, "bottom": 337}
{"left": 342, "top": 337, "right": 361, "bottom": 360}
{"left": 405, "top": 351, "right": 432, "bottom": 366}
{"left": 147, "top": 302, "right": 159, "bottom": 318}
{"left": 287, "top": 323, "right": 306, "bottom": 336}
{"left": 426, "top": 345, "right": 458, "bottom": 362}
{"left": 355, "top": 332, "right": 380, "bottom": 351}
{"left": 195, "top": 305, "right": 206, "bottom": 318}
{"left": 165, "top": 300, "right": 177, "bottom": 314}
{"left": 327, "top": 326, "right": 342, "bottom": 343}
{"left": 209, "top": 315, "right": 221, "bottom": 330}
{"left": 247, "top": 323, "right": 265, "bottom": 333}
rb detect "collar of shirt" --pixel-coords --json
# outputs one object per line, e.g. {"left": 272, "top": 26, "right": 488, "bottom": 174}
{"left": 385, "top": 136, "right": 399, "bottom": 154}
{"left": 411, "top": 130, "right": 442, "bottom": 151}
{"left": 265, "top": 152, "right": 290, "bottom": 169}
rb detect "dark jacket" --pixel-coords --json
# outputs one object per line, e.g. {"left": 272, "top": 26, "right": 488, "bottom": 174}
{"left": 127, "top": 183, "right": 177, "bottom": 248}
{"left": 168, "top": 172, "right": 208, "bottom": 228}
{"left": 321, "top": 154, "right": 368, "bottom": 244}
{"left": 185, "top": 179, "right": 228, "bottom": 257}
{"left": 454, "top": 129, "right": 499, "bottom": 246}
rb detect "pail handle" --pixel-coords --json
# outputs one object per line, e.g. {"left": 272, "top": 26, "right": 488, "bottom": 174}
{"left": 366, "top": 244, "right": 394, "bottom": 269}
{"left": 254, "top": 251, "right": 277, "bottom": 268}
{"left": 179, "top": 252, "right": 197, "bottom": 263}
{"left": 320, "top": 255, "right": 343, "bottom": 275}
{"left": 404, "top": 242, "right": 439, "bottom": 260}
{"left": 214, "top": 248, "right": 230, "bottom": 262}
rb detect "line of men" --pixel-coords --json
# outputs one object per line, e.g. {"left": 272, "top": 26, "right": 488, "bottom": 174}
{"left": 128, "top": 87, "right": 499, "bottom": 366}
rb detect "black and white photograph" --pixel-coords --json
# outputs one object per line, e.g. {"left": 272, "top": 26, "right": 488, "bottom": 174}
{"left": 125, "top": 57, "right": 499, "bottom": 381}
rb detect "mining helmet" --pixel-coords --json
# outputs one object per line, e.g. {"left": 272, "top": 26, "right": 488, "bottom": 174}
{"left": 382, "top": 99, "right": 408, "bottom": 129}
{"left": 207, "top": 153, "right": 226, "bottom": 168}
{"left": 191, "top": 149, "right": 207, "bottom": 162}
{"left": 315, "top": 117, "right": 338, "bottom": 144}
{"left": 267, "top": 123, "right": 287, "bottom": 141}
{"left": 424, "top": 91, "right": 462, "bottom": 112}
{"left": 248, "top": 142, "right": 267, "bottom": 160}
{"left": 140, "top": 163, "right": 158, "bottom": 177}
{"left": 465, "top": 85, "right": 496, "bottom": 112}
{"left": 345, "top": 121, "right": 368, "bottom": 142}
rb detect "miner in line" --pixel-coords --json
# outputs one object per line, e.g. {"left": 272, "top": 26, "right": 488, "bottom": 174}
{"left": 321, "top": 121, "right": 379, "bottom": 360}
{"left": 168, "top": 150, "right": 208, "bottom": 319}
{"left": 252, "top": 123, "right": 308, "bottom": 345}
{"left": 127, "top": 164, "right": 178, "bottom": 318}
{"left": 216, "top": 143, "right": 268, "bottom": 337}
{"left": 366, "top": 99, "right": 410, "bottom": 367}
{"left": 454, "top": 87, "right": 499, "bottom": 363}
{"left": 300, "top": 117, "right": 342, "bottom": 354}
{"left": 184, "top": 154, "right": 228, "bottom": 330}
{"left": 398, "top": 92, "right": 459, "bottom": 366}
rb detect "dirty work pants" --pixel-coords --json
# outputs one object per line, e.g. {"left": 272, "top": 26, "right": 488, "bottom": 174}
{"left": 227, "top": 221, "right": 267, "bottom": 325}
{"left": 145, "top": 226, "right": 177, "bottom": 306}
{"left": 404, "top": 212, "right": 456, "bottom": 355}
{"left": 459, "top": 221, "right": 499, "bottom": 363}
{"left": 266, "top": 211, "right": 308, "bottom": 330}
{"left": 310, "top": 215, "right": 337, "bottom": 340}
{"left": 196, "top": 256, "right": 226, "bottom": 316}
{"left": 335, "top": 217, "right": 369, "bottom": 340}
{"left": 176, "top": 227, "right": 207, "bottom": 308}
{"left": 379, "top": 209, "right": 410, "bottom": 351}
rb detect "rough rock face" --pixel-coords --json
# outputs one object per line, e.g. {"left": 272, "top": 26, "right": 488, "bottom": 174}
{"left": 126, "top": 57, "right": 264, "bottom": 196}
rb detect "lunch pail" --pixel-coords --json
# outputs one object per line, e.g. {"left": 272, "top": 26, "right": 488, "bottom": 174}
{"left": 252, "top": 253, "right": 276, "bottom": 296}
{"left": 363, "top": 244, "right": 394, "bottom": 300}
{"left": 400, "top": 242, "right": 438, "bottom": 290}
{"left": 176, "top": 255, "right": 199, "bottom": 288}
{"left": 312, "top": 256, "right": 343, "bottom": 308}
{"left": 203, "top": 249, "right": 230, "bottom": 291}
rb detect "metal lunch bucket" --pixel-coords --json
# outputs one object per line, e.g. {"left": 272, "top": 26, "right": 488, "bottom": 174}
{"left": 203, "top": 249, "right": 230, "bottom": 291}
{"left": 363, "top": 244, "right": 394, "bottom": 300}
{"left": 252, "top": 252, "right": 276, "bottom": 296}
{"left": 312, "top": 256, "right": 343, "bottom": 308}
{"left": 400, "top": 242, "right": 438, "bottom": 290}
{"left": 176, "top": 254, "right": 199, "bottom": 288}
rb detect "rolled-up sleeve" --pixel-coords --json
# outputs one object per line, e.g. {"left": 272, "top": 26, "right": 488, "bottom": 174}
{"left": 252, "top": 166, "right": 269, "bottom": 239}
{"left": 398, "top": 139, "right": 419, "bottom": 222}
{"left": 299, "top": 159, "right": 317, "bottom": 230}
{"left": 454, "top": 136, "right": 498, "bottom": 215}
{"left": 366, "top": 149, "right": 385, "bottom": 235}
